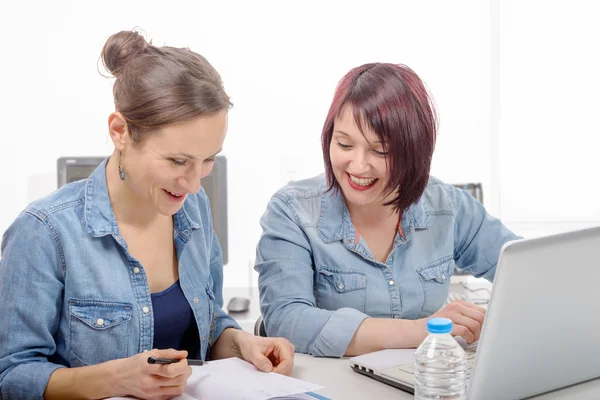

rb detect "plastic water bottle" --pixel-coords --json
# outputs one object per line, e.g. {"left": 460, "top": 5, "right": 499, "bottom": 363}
{"left": 414, "top": 318, "right": 466, "bottom": 400}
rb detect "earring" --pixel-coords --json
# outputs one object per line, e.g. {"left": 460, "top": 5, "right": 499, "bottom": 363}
{"left": 118, "top": 152, "right": 126, "bottom": 181}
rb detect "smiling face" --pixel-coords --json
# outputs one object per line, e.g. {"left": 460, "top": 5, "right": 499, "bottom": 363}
{"left": 118, "top": 111, "right": 228, "bottom": 216}
{"left": 322, "top": 63, "right": 438, "bottom": 214}
{"left": 329, "top": 107, "right": 391, "bottom": 209}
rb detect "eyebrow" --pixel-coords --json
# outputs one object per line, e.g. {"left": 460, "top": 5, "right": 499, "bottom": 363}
{"left": 333, "top": 130, "right": 382, "bottom": 144}
{"left": 333, "top": 130, "right": 350, "bottom": 138}
{"left": 169, "top": 148, "right": 223, "bottom": 160}
{"left": 174, "top": 153, "right": 196, "bottom": 159}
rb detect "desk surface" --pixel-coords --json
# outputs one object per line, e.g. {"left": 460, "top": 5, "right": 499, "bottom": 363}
{"left": 292, "top": 353, "right": 600, "bottom": 399}
{"left": 223, "top": 287, "right": 600, "bottom": 399}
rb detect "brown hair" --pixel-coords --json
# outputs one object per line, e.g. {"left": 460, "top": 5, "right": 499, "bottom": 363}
{"left": 101, "top": 30, "right": 232, "bottom": 142}
{"left": 322, "top": 63, "right": 438, "bottom": 213}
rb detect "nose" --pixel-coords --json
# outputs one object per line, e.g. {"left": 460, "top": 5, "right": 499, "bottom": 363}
{"left": 177, "top": 166, "right": 204, "bottom": 194}
{"left": 351, "top": 149, "right": 370, "bottom": 173}
{"left": 177, "top": 176, "right": 201, "bottom": 194}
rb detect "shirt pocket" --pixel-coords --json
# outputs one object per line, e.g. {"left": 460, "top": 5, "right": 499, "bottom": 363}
{"left": 417, "top": 256, "right": 455, "bottom": 315}
{"left": 316, "top": 267, "right": 367, "bottom": 313}
{"left": 68, "top": 299, "right": 132, "bottom": 367}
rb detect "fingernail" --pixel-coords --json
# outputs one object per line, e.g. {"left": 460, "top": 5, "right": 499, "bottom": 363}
{"left": 262, "top": 363, "right": 271, "bottom": 371}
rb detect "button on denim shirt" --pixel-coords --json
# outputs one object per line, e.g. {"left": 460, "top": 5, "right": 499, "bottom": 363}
{"left": 255, "top": 174, "right": 518, "bottom": 358}
{"left": 0, "top": 159, "right": 239, "bottom": 399}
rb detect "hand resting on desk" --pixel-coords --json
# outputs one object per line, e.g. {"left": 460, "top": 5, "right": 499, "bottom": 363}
{"left": 222, "top": 329, "right": 296, "bottom": 376}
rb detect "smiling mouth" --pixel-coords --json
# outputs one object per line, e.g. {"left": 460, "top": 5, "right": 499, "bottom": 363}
{"left": 346, "top": 172, "right": 378, "bottom": 191}
{"left": 348, "top": 173, "right": 377, "bottom": 187}
{"left": 163, "top": 189, "right": 186, "bottom": 202}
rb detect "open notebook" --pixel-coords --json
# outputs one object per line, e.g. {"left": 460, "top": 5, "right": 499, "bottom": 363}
{"left": 110, "top": 357, "right": 326, "bottom": 400}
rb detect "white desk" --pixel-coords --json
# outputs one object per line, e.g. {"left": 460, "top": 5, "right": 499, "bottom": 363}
{"left": 224, "top": 287, "right": 600, "bottom": 398}
{"left": 292, "top": 353, "right": 600, "bottom": 399}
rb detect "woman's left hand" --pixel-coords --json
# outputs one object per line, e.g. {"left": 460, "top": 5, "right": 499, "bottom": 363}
{"left": 233, "top": 331, "right": 295, "bottom": 376}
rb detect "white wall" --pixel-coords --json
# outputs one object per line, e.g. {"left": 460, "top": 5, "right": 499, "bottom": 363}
{"left": 493, "top": 0, "right": 600, "bottom": 238}
{"left": 0, "top": 0, "right": 597, "bottom": 287}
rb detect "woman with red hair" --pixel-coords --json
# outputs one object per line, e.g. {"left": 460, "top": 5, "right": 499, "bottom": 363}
{"left": 255, "top": 63, "right": 518, "bottom": 357}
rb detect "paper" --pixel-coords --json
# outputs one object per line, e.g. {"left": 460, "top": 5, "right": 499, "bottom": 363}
{"left": 349, "top": 348, "right": 417, "bottom": 371}
{"left": 109, "top": 357, "right": 323, "bottom": 400}
{"left": 183, "top": 357, "right": 323, "bottom": 400}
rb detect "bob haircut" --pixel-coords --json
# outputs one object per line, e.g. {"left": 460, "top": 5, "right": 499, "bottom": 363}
{"left": 321, "top": 63, "right": 438, "bottom": 212}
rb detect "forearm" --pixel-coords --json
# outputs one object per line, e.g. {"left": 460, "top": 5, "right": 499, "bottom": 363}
{"left": 210, "top": 327, "right": 245, "bottom": 360}
{"left": 345, "top": 318, "right": 427, "bottom": 357}
{"left": 44, "top": 359, "right": 124, "bottom": 400}
{"left": 264, "top": 304, "right": 368, "bottom": 357}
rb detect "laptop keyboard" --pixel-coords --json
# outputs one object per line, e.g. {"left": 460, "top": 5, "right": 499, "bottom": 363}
{"left": 381, "top": 347, "right": 477, "bottom": 386}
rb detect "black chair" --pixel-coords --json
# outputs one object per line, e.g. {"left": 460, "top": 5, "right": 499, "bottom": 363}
{"left": 254, "top": 315, "right": 268, "bottom": 337}
{"left": 451, "top": 183, "right": 484, "bottom": 276}
{"left": 451, "top": 182, "right": 483, "bottom": 204}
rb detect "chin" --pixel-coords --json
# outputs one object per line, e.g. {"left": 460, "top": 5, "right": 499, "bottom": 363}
{"left": 156, "top": 204, "right": 184, "bottom": 217}
{"left": 340, "top": 187, "right": 378, "bottom": 208}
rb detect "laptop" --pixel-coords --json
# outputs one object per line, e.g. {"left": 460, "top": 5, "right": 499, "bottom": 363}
{"left": 350, "top": 226, "right": 600, "bottom": 399}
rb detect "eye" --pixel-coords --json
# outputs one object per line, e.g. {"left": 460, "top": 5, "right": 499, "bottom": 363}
{"left": 170, "top": 159, "right": 187, "bottom": 166}
{"left": 373, "top": 149, "right": 388, "bottom": 157}
{"left": 337, "top": 141, "right": 352, "bottom": 149}
{"left": 204, "top": 157, "right": 216, "bottom": 163}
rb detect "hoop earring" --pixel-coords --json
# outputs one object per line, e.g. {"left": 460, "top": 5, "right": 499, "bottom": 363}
{"left": 118, "top": 151, "right": 127, "bottom": 181}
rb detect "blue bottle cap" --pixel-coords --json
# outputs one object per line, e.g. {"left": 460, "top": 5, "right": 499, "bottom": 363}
{"left": 427, "top": 318, "right": 453, "bottom": 334}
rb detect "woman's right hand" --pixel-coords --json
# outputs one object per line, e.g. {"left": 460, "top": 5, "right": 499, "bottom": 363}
{"left": 113, "top": 349, "right": 192, "bottom": 400}
{"left": 427, "top": 299, "right": 486, "bottom": 344}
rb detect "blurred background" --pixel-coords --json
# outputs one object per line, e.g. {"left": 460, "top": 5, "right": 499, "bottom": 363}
{"left": 0, "top": 0, "right": 598, "bottom": 287}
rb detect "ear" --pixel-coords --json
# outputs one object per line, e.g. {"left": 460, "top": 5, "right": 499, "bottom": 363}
{"left": 108, "top": 112, "right": 130, "bottom": 151}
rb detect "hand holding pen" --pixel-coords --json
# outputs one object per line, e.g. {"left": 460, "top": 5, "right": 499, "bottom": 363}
{"left": 110, "top": 349, "right": 193, "bottom": 399}
{"left": 148, "top": 356, "right": 207, "bottom": 366}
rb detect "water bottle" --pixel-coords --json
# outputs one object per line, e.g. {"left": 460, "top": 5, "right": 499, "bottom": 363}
{"left": 414, "top": 317, "right": 466, "bottom": 400}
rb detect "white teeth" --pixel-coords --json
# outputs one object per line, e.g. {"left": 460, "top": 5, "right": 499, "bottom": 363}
{"left": 167, "top": 190, "right": 182, "bottom": 197}
{"left": 349, "top": 174, "right": 376, "bottom": 187}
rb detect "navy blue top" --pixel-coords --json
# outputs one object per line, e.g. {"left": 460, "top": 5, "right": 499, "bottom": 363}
{"left": 151, "top": 280, "right": 200, "bottom": 356}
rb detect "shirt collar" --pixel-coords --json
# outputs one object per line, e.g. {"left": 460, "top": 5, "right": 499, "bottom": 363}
{"left": 318, "top": 184, "right": 431, "bottom": 244}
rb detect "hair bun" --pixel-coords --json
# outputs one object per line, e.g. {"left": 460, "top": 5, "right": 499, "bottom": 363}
{"left": 101, "top": 30, "right": 149, "bottom": 77}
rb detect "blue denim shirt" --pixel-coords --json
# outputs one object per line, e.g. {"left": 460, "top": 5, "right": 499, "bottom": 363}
{"left": 0, "top": 159, "right": 239, "bottom": 399}
{"left": 255, "top": 174, "right": 518, "bottom": 358}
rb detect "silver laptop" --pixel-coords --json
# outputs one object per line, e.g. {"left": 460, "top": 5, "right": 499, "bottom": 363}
{"left": 350, "top": 226, "right": 600, "bottom": 399}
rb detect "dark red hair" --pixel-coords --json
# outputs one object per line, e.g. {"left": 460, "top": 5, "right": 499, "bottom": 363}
{"left": 321, "top": 63, "right": 438, "bottom": 212}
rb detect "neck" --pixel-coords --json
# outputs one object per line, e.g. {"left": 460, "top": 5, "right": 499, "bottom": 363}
{"left": 106, "top": 152, "right": 166, "bottom": 228}
{"left": 345, "top": 197, "right": 400, "bottom": 228}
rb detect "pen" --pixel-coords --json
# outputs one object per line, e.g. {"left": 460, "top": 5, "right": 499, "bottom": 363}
{"left": 147, "top": 356, "right": 206, "bottom": 366}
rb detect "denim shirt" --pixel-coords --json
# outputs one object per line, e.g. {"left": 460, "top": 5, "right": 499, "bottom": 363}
{"left": 0, "top": 159, "right": 239, "bottom": 399}
{"left": 255, "top": 174, "right": 519, "bottom": 358}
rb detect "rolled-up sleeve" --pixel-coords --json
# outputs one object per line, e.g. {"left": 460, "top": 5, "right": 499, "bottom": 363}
{"left": 0, "top": 211, "right": 66, "bottom": 399}
{"left": 255, "top": 196, "right": 368, "bottom": 357}
{"left": 449, "top": 185, "right": 521, "bottom": 281}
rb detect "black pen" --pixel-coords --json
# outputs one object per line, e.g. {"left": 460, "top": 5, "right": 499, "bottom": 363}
{"left": 147, "top": 356, "right": 206, "bottom": 366}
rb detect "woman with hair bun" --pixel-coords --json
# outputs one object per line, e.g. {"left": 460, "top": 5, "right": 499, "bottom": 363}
{"left": 0, "top": 30, "right": 294, "bottom": 399}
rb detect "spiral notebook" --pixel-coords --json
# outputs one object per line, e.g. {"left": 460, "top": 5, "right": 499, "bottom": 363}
{"left": 110, "top": 357, "right": 326, "bottom": 400}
